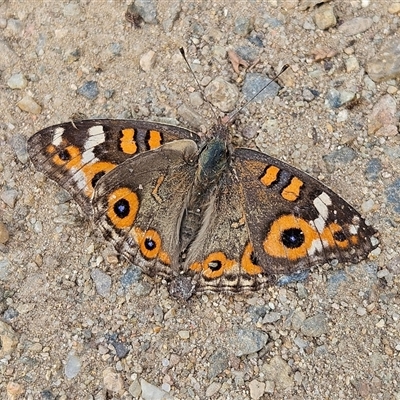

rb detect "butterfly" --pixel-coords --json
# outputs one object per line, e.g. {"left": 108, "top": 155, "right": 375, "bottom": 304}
{"left": 27, "top": 118, "right": 378, "bottom": 299}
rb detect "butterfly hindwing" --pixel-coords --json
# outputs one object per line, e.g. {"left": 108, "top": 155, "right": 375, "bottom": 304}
{"left": 92, "top": 139, "right": 199, "bottom": 278}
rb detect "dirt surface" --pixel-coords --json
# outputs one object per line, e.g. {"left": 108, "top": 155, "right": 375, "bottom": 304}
{"left": 0, "top": 1, "right": 399, "bottom": 399}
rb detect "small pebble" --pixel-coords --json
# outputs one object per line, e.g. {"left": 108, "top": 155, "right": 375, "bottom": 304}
{"left": 261, "top": 356, "right": 294, "bottom": 391}
{"left": 65, "top": 353, "right": 81, "bottom": 379}
{"left": 232, "top": 328, "right": 268, "bottom": 356}
{"left": 338, "top": 17, "right": 373, "bottom": 36}
{"left": 205, "top": 382, "right": 222, "bottom": 397}
{"left": 204, "top": 77, "right": 239, "bottom": 112}
{"left": 9, "top": 133, "right": 29, "bottom": 164}
{"left": 103, "top": 367, "right": 124, "bottom": 394}
{"left": 6, "top": 381, "right": 24, "bottom": 398}
{"left": 0, "top": 320, "right": 18, "bottom": 357}
{"left": 90, "top": 268, "right": 112, "bottom": 297}
{"left": 134, "top": 0, "right": 158, "bottom": 24}
{"left": 178, "top": 330, "right": 190, "bottom": 339}
{"left": 314, "top": 3, "right": 336, "bottom": 30}
{"left": 345, "top": 56, "right": 359, "bottom": 72}
{"left": 120, "top": 266, "right": 142, "bottom": 287}
{"left": 1, "top": 189, "right": 18, "bottom": 208}
{"left": 367, "top": 94, "right": 397, "bottom": 136}
{"left": 357, "top": 307, "right": 367, "bottom": 316}
{"left": 0, "top": 222, "right": 9, "bottom": 244}
{"left": 17, "top": 95, "right": 42, "bottom": 114}
{"left": 7, "top": 73, "right": 28, "bottom": 89}
{"left": 366, "top": 39, "right": 400, "bottom": 82}
{"left": 140, "top": 50, "right": 156, "bottom": 72}
{"left": 242, "top": 73, "right": 280, "bottom": 102}
{"left": 140, "top": 378, "right": 172, "bottom": 400}
{"left": 249, "top": 379, "right": 265, "bottom": 400}
{"left": 234, "top": 16, "right": 253, "bottom": 36}
{"left": 63, "top": 3, "right": 81, "bottom": 17}
{"left": 301, "top": 313, "right": 328, "bottom": 337}
{"left": 77, "top": 81, "right": 99, "bottom": 100}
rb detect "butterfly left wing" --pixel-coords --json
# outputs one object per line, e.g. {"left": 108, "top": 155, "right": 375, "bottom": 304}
{"left": 233, "top": 148, "right": 378, "bottom": 275}
{"left": 182, "top": 146, "right": 377, "bottom": 293}
{"left": 28, "top": 119, "right": 200, "bottom": 214}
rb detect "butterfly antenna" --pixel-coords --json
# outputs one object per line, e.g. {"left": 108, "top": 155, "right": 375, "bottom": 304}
{"left": 179, "top": 47, "right": 219, "bottom": 121}
{"left": 225, "top": 64, "right": 289, "bottom": 125}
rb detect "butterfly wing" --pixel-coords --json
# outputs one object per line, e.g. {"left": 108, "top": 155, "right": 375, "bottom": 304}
{"left": 28, "top": 120, "right": 200, "bottom": 214}
{"left": 92, "top": 139, "right": 199, "bottom": 278}
{"left": 181, "top": 146, "right": 377, "bottom": 293}
{"left": 233, "top": 147, "right": 377, "bottom": 275}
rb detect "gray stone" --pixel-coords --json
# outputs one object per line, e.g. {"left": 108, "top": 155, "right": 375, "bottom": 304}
{"left": 63, "top": 3, "right": 81, "bottom": 17}
{"left": 0, "top": 40, "right": 18, "bottom": 69}
{"left": 234, "top": 16, "right": 253, "bottom": 36}
{"left": 366, "top": 40, "right": 400, "bottom": 82}
{"left": 323, "top": 146, "right": 357, "bottom": 172}
{"left": 208, "top": 349, "right": 229, "bottom": 379}
{"left": 162, "top": 0, "right": 181, "bottom": 32}
{"left": 231, "top": 328, "right": 268, "bottom": 356}
{"left": 301, "top": 313, "right": 328, "bottom": 337}
{"left": 120, "top": 266, "right": 142, "bottom": 288}
{"left": 7, "top": 73, "right": 28, "bottom": 89}
{"left": 1, "top": 188, "right": 18, "bottom": 208}
{"left": 6, "top": 18, "right": 23, "bottom": 36}
{"left": 338, "top": 17, "right": 373, "bottom": 36}
{"left": 9, "top": 133, "right": 29, "bottom": 164}
{"left": 365, "top": 158, "right": 382, "bottom": 181}
{"left": 242, "top": 73, "right": 280, "bottom": 102}
{"left": 65, "top": 353, "right": 81, "bottom": 379}
{"left": 140, "top": 378, "right": 172, "bottom": 400}
{"left": 261, "top": 356, "right": 294, "bottom": 391}
{"left": 134, "top": 0, "right": 158, "bottom": 24}
{"left": 386, "top": 178, "right": 400, "bottom": 213}
{"left": 327, "top": 270, "right": 347, "bottom": 296}
{"left": 77, "top": 81, "right": 99, "bottom": 100}
{"left": 90, "top": 268, "right": 112, "bottom": 297}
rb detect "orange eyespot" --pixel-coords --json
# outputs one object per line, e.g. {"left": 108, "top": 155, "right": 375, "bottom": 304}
{"left": 190, "top": 252, "right": 236, "bottom": 279}
{"left": 132, "top": 228, "right": 171, "bottom": 265}
{"left": 106, "top": 187, "right": 139, "bottom": 229}
{"left": 263, "top": 215, "right": 319, "bottom": 261}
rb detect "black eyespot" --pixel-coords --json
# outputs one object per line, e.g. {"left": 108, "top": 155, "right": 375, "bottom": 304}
{"left": 59, "top": 149, "right": 71, "bottom": 161}
{"left": 208, "top": 260, "right": 222, "bottom": 271}
{"left": 144, "top": 237, "right": 156, "bottom": 250}
{"left": 91, "top": 171, "right": 106, "bottom": 188}
{"left": 333, "top": 230, "right": 347, "bottom": 242}
{"left": 114, "top": 198, "right": 130, "bottom": 218}
{"left": 281, "top": 228, "right": 304, "bottom": 249}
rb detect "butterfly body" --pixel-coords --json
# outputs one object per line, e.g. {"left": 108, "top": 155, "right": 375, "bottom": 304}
{"left": 28, "top": 119, "right": 378, "bottom": 298}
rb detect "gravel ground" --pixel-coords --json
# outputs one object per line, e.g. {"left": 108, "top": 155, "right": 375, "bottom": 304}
{"left": 1, "top": 1, "right": 400, "bottom": 399}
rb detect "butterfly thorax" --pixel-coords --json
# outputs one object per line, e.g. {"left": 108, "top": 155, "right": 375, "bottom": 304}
{"left": 179, "top": 130, "right": 231, "bottom": 262}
